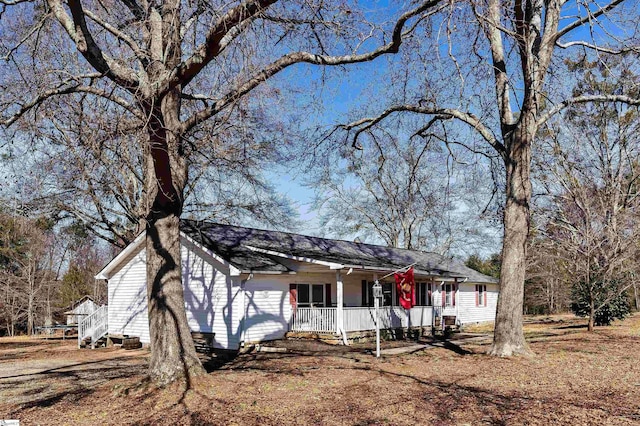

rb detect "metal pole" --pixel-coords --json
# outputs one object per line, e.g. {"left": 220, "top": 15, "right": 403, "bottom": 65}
{"left": 379, "top": 262, "right": 418, "bottom": 281}
{"left": 375, "top": 279, "right": 380, "bottom": 358}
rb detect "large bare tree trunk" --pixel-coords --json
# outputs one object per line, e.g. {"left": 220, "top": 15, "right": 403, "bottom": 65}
{"left": 146, "top": 212, "right": 204, "bottom": 383}
{"left": 144, "top": 96, "right": 205, "bottom": 384}
{"left": 141, "top": 0, "right": 206, "bottom": 381}
{"left": 490, "top": 117, "right": 534, "bottom": 356}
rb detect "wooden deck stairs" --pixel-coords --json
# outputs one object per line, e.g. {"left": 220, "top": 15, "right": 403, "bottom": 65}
{"left": 78, "top": 306, "right": 215, "bottom": 352}
{"left": 79, "top": 335, "right": 108, "bottom": 349}
{"left": 77, "top": 305, "right": 108, "bottom": 349}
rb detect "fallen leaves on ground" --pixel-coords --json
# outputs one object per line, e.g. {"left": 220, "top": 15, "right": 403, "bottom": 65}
{"left": 1, "top": 314, "right": 639, "bottom": 425}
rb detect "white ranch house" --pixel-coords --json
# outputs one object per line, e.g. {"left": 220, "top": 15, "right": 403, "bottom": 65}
{"left": 87, "top": 221, "right": 498, "bottom": 350}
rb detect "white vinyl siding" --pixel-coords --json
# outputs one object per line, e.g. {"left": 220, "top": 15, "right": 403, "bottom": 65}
{"left": 242, "top": 273, "right": 336, "bottom": 343}
{"left": 456, "top": 283, "right": 498, "bottom": 324}
{"left": 181, "top": 238, "right": 242, "bottom": 350}
{"left": 243, "top": 277, "right": 293, "bottom": 343}
{"left": 342, "top": 275, "right": 366, "bottom": 307}
{"left": 108, "top": 247, "right": 149, "bottom": 342}
{"left": 107, "top": 237, "right": 243, "bottom": 349}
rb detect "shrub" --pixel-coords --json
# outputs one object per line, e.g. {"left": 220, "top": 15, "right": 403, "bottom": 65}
{"left": 571, "top": 281, "right": 630, "bottom": 326}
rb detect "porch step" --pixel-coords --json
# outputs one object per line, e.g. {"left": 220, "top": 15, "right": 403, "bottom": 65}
{"left": 191, "top": 332, "right": 216, "bottom": 353}
{"left": 122, "top": 336, "right": 141, "bottom": 350}
{"left": 88, "top": 334, "right": 142, "bottom": 349}
{"left": 285, "top": 331, "right": 341, "bottom": 345}
{"left": 434, "top": 315, "right": 457, "bottom": 327}
{"left": 79, "top": 335, "right": 108, "bottom": 349}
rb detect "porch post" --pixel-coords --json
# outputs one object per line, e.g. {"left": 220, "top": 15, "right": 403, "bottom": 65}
{"left": 336, "top": 271, "right": 343, "bottom": 334}
{"left": 373, "top": 273, "right": 380, "bottom": 358}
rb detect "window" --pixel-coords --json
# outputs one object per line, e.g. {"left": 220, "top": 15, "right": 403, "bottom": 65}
{"left": 445, "top": 284, "right": 453, "bottom": 306}
{"left": 363, "top": 280, "right": 434, "bottom": 307}
{"left": 364, "top": 281, "right": 374, "bottom": 307}
{"left": 382, "top": 282, "right": 393, "bottom": 306}
{"left": 298, "top": 284, "right": 310, "bottom": 306}
{"left": 291, "top": 283, "right": 329, "bottom": 307}
{"left": 442, "top": 283, "right": 456, "bottom": 307}
{"left": 362, "top": 281, "right": 394, "bottom": 307}
{"left": 476, "top": 285, "right": 487, "bottom": 307}
{"left": 312, "top": 284, "right": 324, "bottom": 306}
{"left": 416, "top": 282, "right": 432, "bottom": 306}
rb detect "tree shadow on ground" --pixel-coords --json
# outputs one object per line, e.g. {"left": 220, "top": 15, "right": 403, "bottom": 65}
{"left": 4, "top": 325, "right": 639, "bottom": 426}
{"left": 198, "top": 334, "right": 476, "bottom": 376}
{"left": 0, "top": 353, "right": 147, "bottom": 418}
{"left": 554, "top": 323, "right": 588, "bottom": 330}
{"left": 429, "top": 336, "right": 473, "bottom": 355}
{"left": 199, "top": 349, "right": 639, "bottom": 425}
{"left": 200, "top": 349, "right": 242, "bottom": 371}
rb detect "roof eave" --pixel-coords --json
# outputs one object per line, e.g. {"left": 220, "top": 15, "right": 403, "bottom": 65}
{"left": 240, "top": 270, "right": 297, "bottom": 275}
{"left": 94, "top": 232, "right": 146, "bottom": 280}
{"left": 243, "top": 245, "right": 344, "bottom": 270}
{"left": 180, "top": 232, "right": 243, "bottom": 276}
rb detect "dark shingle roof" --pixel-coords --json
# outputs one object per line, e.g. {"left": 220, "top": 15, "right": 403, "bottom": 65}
{"left": 180, "top": 220, "right": 497, "bottom": 284}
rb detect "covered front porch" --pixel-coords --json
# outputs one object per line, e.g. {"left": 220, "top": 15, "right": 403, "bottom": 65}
{"left": 290, "top": 305, "right": 444, "bottom": 334}
{"left": 287, "top": 269, "right": 460, "bottom": 335}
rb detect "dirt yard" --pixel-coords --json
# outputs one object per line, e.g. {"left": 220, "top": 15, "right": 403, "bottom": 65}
{"left": 1, "top": 314, "right": 639, "bottom": 425}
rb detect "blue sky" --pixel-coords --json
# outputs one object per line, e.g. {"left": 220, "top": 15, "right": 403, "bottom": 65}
{"left": 261, "top": 0, "right": 629, "bottom": 252}
{"left": 264, "top": 49, "right": 389, "bottom": 235}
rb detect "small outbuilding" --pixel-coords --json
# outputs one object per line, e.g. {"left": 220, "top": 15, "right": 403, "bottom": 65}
{"left": 64, "top": 295, "right": 99, "bottom": 325}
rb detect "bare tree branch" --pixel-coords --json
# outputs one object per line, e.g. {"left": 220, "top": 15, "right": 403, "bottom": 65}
{"left": 538, "top": 94, "right": 640, "bottom": 126}
{"left": 555, "top": 40, "right": 639, "bottom": 54}
{"left": 83, "top": 8, "right": 149, "bottom": 67}
{"left": 117, "top": 0, "right": 145, "bottom": 22}
{"left": 2, "top": 83, "right": 143, "bottom": 126}
{"left": 1, "top": 11, "right": 49, "bottom": 61}
{"left": 181, "top": 0, "right": 442, "bottom": 132}
{"left": 480, "top": 0, "right": 514, "bottom": 129}
{"left": 46, "top": 0, "right": 139, "bottom": 90}
{"left": 554, "top": 0, "right": 626, "bottom": 42}
{"left": 342, "top": 104, "right": 505, "bottom": 155}
{"left": 168, "top": 0, "right": 279, "bottom": 93}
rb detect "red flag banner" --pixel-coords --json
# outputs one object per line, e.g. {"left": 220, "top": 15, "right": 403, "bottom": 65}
{"left": 394, "top": 267, "right": 416, "bottom": 309}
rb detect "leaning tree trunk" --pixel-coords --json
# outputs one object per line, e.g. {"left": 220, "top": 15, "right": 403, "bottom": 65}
{"left": 144, "top": 97, "right": 205, "bottom": 384}
{"left": 489, "top": 117, "right": 534, "bottom": 357}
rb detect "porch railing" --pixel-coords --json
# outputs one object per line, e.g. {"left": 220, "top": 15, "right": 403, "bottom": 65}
{"left": 343, "top": 306, "right": 433, "bottom": 332}
{"left": 342, "top": 307, "right": 377, "bottom": 332}
{"left": 433, "top": 306, "right": 442, "bottom": 323}
{"left": 78, "top": 305, "right": 108, "bottom": 348}
{"left": 290, "top": 307, "right": 337, "bottom": 332}
{"left": 290, "top": 306, "right": 433, "bottom": 333}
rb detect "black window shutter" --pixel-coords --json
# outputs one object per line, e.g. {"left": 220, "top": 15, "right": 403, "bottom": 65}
{"left": 325, "top": 283, "right": 332, "bottom": 307}
{"left": 361, "top": 280, "right": 367, "bottom": 306}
